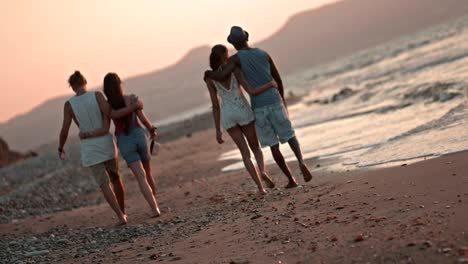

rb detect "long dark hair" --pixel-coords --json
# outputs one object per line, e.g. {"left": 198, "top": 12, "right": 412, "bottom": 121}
{"left": 209, "top": 44, "right": 228, "bottom": 70}
{"left": 103, "top": 73, "right": 131, "bottom": 133}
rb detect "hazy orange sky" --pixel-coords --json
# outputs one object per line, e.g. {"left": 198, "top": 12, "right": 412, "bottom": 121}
{"left": 0, "top": 0, "right": 336, "bottom": 122}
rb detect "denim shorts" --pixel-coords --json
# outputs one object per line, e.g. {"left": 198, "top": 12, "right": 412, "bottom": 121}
{"left": 253, "top": 102, "right": 295, "bottom": 147}
{"left": 116, "top": 127, "right": 151, "bottom": 165}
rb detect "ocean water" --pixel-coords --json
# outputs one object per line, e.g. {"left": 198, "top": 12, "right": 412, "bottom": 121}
{"left": 220, "top": 16, "right": 468, "bottom": 173}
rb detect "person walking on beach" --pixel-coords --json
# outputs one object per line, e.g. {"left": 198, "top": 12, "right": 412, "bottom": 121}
{"left": 204, "top": 44, "right": 277, "bottom": 194}
{"left": 58, "top": 71, "right": 141, "bottom": 225}
{"left": 82, "top": 73, "right": 160, "bottom": 217}
{"left": 205, "top": 26, "right": 313, "bottom": 188}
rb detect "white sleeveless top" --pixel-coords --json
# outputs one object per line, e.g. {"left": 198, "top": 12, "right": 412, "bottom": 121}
{"left": 68, "top": 92, "right": 116, "bottom": 167}
{"left": 212, "top": 74, "right": 254, "bottom": 129}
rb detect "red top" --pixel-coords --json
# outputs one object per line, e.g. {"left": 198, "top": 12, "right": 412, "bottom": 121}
{"left": 114, "top": 114, "right": 141, "bottom": 135}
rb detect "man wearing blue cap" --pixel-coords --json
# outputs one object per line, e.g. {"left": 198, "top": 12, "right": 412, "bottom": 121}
{"left": 205, "top": 26, "right": 313, "bottom": 188}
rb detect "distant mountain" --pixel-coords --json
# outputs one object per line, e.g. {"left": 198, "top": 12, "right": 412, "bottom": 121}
{"left": 1, "top": 0, "right": 467, "bottom": 151}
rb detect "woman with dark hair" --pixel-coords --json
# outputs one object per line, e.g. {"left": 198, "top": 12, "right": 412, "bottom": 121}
{"left": 204, "top": 44, "right": 276, "bottom": 194}
{"left": 59, "top": 71, "right": 148, "bottom": 225}
{"left": 81, "top": 73, "right": 160, "bottom": 217}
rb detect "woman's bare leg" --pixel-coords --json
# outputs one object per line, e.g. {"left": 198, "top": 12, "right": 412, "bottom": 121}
{"left": 142, "top": 161, "right": 157, "bottom": 196}
{"left": 100, "top": 181, "right": 127, "bottom": 225}
{"left": 240, "top": 122, "right": 275, "bottom": 188}
{"left": 227, "top": 126, "right": 266, "bottom": 194}
{"left": 128, "top": 161, "right": 160, "bottom": 217}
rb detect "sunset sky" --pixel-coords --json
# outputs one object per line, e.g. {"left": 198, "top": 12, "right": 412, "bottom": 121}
{"left": 0, "top": 0, "right": 336, "bottom": 122}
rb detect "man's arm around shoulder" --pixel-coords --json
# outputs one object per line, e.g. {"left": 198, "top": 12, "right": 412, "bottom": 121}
{"left": 204, "top": 55, "right": 240, "bottom": 82}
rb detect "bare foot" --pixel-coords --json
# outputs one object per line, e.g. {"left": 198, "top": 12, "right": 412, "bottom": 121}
{"left": 152, "top": 207, "right": 161, "bottom": 218}
{"left": 117, "top": 214, "right": 128, "bottom": 226}
{"left": 261, "top": 173, "right": 276, "bottom": 189}
{"left": 258, "top": 188, "right": 267, "bottom": 195}
{"left": 284, "top": 180, "right": 299, "bottom": 189}
{"left": 300, "top": 163, "right": 313, "bottom": 182}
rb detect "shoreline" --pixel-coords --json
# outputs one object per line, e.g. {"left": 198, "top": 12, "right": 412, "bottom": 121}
{"left": 1, "top": 129, "right": 467, "bottom": 263}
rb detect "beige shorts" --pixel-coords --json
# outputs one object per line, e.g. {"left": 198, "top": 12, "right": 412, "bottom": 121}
{"left": 89, "top": 158, "right": 121, "bottom": 186}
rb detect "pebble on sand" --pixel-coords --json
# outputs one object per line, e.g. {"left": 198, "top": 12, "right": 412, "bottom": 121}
{"left": 25, "top": 250, "right": 49, "bottom": 257}
{"left": 354, "top": 234, "right": 365, "bottom": 242}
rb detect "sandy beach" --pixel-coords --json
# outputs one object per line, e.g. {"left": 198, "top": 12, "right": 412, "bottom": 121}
{"left": 1, "top": 129, "right": 467, "bottom": 264}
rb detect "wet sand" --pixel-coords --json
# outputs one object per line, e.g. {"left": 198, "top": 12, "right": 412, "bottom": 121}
{"left": 1, "top": 129, "right": 468, "bottom": 263}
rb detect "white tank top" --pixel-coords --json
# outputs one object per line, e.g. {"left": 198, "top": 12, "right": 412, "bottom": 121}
{"left": 68, "top": 92, "right": 116, "bottom": 167}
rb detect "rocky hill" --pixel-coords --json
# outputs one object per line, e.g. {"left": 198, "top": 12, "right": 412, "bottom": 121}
{"left": 0, "top": 137, "right": 37, "bottom": 168}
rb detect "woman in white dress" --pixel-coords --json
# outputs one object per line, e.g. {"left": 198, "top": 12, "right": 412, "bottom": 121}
{"left": 204, "top": 44, "right": 276, "bottom": 194}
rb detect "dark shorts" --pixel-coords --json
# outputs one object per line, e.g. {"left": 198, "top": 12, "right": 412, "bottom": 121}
{"left": 116, "top": 127, "right": 151, "bottom": 165}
